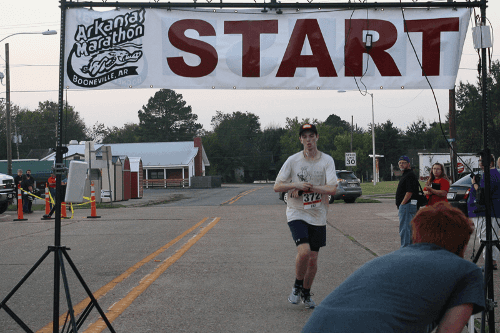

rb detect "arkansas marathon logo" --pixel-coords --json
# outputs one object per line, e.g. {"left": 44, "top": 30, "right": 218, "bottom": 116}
{"left": 67, "top": 8, "right": 145, "bottom": 88}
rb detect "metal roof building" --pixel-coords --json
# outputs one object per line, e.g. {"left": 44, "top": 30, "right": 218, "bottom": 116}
{"left": 40, "top": 139, "right": 209, "bottom": 187}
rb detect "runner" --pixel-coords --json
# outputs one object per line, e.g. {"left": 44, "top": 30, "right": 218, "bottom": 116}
{"left": 274, "top": 123, "right": 338, "bottom": 308}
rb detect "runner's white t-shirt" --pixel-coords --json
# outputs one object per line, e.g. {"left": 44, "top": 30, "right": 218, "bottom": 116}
{"left": 276, "top": 151, "right": 337, "bottom": 226}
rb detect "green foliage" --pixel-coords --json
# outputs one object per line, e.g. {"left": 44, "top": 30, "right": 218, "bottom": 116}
{"left": 202, "top": 111, "right": 262, "bottom": 182}
{"left": 374, "top": 120, "right": 405, "bottom": 181}
{"left": 455, "top": 59, "right": 500, "bottom": 155}
{"left": 8, "top": 101, "right": 87, "bottom": 158}
{"left": 404, "top": 118, "right": 450, "bottom": 151}
{"left": 331, "top": 131, "right": 372, "bottom": 176}
{"left": 137, "top": 89, "right": 202, "bottom": 142}
{"left": 102, "top": 123, "right": 141, "bottom": 144}
{"left": 324, "top": 113, "right": 350, "bottom": 133}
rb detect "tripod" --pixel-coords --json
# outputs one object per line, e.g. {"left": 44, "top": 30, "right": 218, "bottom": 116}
{"left": 471, "top": 216, "right": 500, "bottom": 266}
{"left": 0, "top": 245, "right": 115, "bottom": 332}
{"left": 0, "top": 2, "right": 115, "bottom": 330}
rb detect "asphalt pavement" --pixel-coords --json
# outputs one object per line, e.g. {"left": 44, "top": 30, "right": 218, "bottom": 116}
{"left": 0, "top": 184, "right": 497, "bottom": 332}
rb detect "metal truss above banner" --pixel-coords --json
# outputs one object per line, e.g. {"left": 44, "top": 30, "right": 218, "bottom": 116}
{"left": 64, "top": 6, "right": 470, "bottom": 90}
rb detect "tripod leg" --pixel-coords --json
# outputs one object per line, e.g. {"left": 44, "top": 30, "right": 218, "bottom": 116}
{"left": 1, "top": 303, "right": 34, "bottom": 333}
{"left": 61, "top": 248, "right": 116, "bottom": 333}
{"left": 58, "top": 250, "right": 78, "bottom": 333}
{"left": 75, "top": 301, "right": 95, "bottom": 331}
{"left": 473, "top": 242, "right": 485, "bottom": 264}
{"left": 1, "top": 249, "right": 51, "bottom": 307}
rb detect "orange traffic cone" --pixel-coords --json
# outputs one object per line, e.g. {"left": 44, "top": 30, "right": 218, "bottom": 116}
{"left": 45, "top": 184, "right": 51, "bottom": 215}
{"left": 14, "top": 184, "right": 27, "bottom": 221}
{"left": 87, "top": 181, "right": 101, "bottom": 218}
{"left": 61, "top": 202, "right": 67, "bottom": 218}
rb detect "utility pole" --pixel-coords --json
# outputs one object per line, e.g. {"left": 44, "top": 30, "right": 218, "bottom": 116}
{"left": 5, "top": 43, "right": 12, "bottom": 176}
{"left": 448, "top": 0, "right": 458, "bottom": 183}
{"left": 449, "top": 89, "right": 457, "bottom": 182}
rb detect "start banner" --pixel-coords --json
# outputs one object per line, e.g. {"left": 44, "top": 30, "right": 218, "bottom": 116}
{"left": 64, "top": 7, "right": 470, "bottom": 90}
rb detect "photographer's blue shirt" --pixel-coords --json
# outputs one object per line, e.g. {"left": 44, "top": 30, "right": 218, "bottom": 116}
{"left": 302, "top": 243, "right": 484, "bottom": 333}
{"left": 469, "top": 168, "right": 500, "bottom": 217}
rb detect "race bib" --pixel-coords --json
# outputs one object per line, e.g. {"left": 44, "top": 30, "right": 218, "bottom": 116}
{"left": 303, "top": 192, "right": 322, "bottom": 209}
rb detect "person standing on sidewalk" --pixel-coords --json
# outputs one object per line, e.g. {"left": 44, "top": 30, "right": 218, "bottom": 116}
{"left": 395, "top": 155, "right": 419, "bottom": 248}
{"left": 274, "top": 123, "right": 338, "bottom": 309}
{"left": 14, "top": 169, "right": 24, "bottom": 188}
{"left": 47, "top": 172, "right": 56, "bottom": 209}
{"left": 423, "top": 162, "right": 450, "bottom": 206}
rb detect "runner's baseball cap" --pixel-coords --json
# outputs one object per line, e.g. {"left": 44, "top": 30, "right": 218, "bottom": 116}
{"left": 299, "top": 123, "right": 318, "bottom": 136}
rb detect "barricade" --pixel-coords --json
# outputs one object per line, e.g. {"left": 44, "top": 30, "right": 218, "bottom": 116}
{"left": 13, "top": 184, "right": 27, "bottom": 221}
{"left": 87, "top": 181, "right": 101, "bottom": 218}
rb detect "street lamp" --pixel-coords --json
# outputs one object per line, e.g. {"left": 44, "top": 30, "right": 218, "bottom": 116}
{"left": 337, "top": 90, "right": 377, "bottom": 186}
{"left": 368, "top": 92, "right": 376, "bottom": 186}
{"left": 1, "top": 30, "right": 57, "bottom": 176}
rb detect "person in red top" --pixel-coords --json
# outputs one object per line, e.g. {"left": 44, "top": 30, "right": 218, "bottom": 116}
{"left": 423, "top": 163, "right": 450, "bottom": 206}
{"left": 47, "top": 172, "right": 56, "bottom": 209}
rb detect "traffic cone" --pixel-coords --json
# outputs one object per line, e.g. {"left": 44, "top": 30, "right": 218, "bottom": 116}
{"left": 45, "top": 184, "right": 50, "bottom": 215}
{"left": 61, "top": 202, "right": 68, "bottom": 218}
{"left": 87, "top": 181, "right": 101, "bottom": 218}
{"left": 14, "top": 184, "right": 27, "bottom": 221}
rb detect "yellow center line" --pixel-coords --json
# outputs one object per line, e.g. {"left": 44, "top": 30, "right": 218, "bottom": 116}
{"left": 222, "top": 187, "right": 263, "bottom": 205}
{"left": 37, "top": 217, "right": 209, "bottom": 333}
{"left": 83, "top": 217, "right": 222, "bottom": 333}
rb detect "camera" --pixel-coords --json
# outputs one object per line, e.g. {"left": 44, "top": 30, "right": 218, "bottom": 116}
{"left": 470, "top": 172, "right": 481, "bottom": 185}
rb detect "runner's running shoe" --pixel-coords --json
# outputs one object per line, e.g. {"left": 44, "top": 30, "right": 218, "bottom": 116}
{"left": 301, "top": 292, "right": 316, "bottom": 308}
{"left": 288, "top": 287, "right": 302, "bottom": 304}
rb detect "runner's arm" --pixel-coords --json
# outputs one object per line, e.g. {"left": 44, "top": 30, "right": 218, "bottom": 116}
{"left": 274, "top": 181, "right": 313, "bottom": 193}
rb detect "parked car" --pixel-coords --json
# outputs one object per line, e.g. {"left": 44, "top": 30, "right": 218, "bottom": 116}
{"left": 447, "top": 173, "right": 473, "bottom": 216}
{"left": 0, "top": 172, "right": 16, "bottom": 214}
{"left": 278, "top": 170, "right": 362, "bottom": 204}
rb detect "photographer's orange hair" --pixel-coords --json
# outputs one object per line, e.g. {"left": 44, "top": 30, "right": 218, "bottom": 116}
{"left": 412, "top": 202, "right": 473, "bottom": 257}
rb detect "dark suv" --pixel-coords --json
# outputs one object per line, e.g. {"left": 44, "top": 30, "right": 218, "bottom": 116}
{"left": 278, "top": 170, "right": 362, "bottom": 204}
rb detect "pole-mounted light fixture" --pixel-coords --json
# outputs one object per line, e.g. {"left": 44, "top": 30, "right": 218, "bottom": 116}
{"left": 1, "top": 30, "right": 57, "bottom": 176}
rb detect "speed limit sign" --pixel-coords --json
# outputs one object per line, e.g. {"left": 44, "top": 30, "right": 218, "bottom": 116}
{"left": 345, "top": 152, "right": 356, "bottom": 167}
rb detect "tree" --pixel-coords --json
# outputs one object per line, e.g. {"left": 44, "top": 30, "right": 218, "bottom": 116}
{"left": 0, "top": 101, "right": 23, "bottom": 160}
{"left": 455, "top": 60, "right": 500, "bottom": 155}
{"left": 12, "top": 101, "right": 87, "bottom": 158}
{"left": 102, "top": 123, "right": 141, "bottom": 143}
{"left": 138, "top": 89, "right": 202, "bottom": 142}
{"left": 203, "top": 111, "right": 262, "bottom": 182}
{"left": 404, "top": 118, "right": 450, "bottom": 151}
{"left": 324, "top": 113, "right": 350, "bottom": 133}
{"left": 374, "top": 120, "right": 405, "bottom": 181}
{"left": 255, "top": 125, "right": 286, "bottom": 180}
{"left": 405, "top": 118, "right": 428, "bottom": 149}
{"left": 331, "top": 131, "right": 372, "bottom": 180}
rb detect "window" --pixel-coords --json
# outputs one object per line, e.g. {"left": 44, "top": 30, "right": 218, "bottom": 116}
{"left": 148, "top": 170, "right": 164, "bottom": 179}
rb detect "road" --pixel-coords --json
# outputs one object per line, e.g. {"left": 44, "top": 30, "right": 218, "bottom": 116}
{"left": 0, "top": 184, "right": 493, "bottom": 332}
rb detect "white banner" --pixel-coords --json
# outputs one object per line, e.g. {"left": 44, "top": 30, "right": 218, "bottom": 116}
{"left": 64, "top": 7, "right": 470, "bottom": 90}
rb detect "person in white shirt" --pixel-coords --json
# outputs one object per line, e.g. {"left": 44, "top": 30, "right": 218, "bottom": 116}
{"left": 274, "top": 123, "right": 338, "bottom": 308}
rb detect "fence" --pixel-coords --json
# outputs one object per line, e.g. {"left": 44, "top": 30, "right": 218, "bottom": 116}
{"left": 144, "top": 179, "right": 188, "bottom": 188}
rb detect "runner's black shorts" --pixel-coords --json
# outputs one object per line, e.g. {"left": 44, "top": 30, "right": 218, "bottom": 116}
{"left": 288, "top": 220, "right": 326, "bottom": 252}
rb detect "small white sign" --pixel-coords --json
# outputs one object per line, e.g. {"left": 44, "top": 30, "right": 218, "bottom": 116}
{"left": 345, "top": 152, "right": 356, "bottom": 167}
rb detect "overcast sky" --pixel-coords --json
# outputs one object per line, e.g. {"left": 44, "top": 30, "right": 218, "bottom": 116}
{"left": 0, "top": 0, "right": 498, "bottom": 137}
